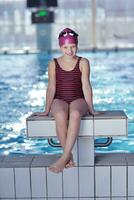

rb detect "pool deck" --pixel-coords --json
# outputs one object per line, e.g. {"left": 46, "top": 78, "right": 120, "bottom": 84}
{"left": 0, "top": 110, "right": 130, "bottom": 199}
{"left": 1, "top": 153, "right": 134, "bottom": 200}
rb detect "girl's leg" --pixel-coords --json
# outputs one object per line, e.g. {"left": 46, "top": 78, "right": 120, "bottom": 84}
{"left": 49, "top": 98, "right": 88, "bottom": 173}
{"left": 50, "top": 99, "right": 69, "bottom": 148}
{"left": 63, "top": 98, "right": 88, "bottom": 161}
{"left": 50, "top": 99, "right": 74, "bottom": 169}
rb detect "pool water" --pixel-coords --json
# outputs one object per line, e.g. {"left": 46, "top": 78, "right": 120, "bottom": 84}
{"left": 0, "top": 51, "right": 133, "bottom": 155}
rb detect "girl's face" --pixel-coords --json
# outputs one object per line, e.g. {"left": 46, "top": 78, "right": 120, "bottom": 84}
{"left": 60, "top": 43, "right": 77, "bottom": 57}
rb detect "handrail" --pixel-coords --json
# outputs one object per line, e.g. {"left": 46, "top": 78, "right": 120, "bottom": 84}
{"left": 48, "top": 137, "right": 113, "bottom": 148}
{"left": 48, "top": 138, "right": 61, "bottom": 148}
{"left": 94, "top": 137, "right": 113, "bottom": 147}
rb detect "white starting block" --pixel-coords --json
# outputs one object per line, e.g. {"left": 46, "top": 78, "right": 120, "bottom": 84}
{"left": 26, "top": 110, "right": 127, "bottom": 138}
{"left": 26, "top": 110, "right": 128, "bottom": 166}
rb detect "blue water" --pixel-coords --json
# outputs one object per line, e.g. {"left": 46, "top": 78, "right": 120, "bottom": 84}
{"left": 0, "top": 51, "right": 133, "bottom": 155}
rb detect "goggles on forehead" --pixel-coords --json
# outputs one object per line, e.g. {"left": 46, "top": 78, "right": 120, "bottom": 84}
{"left": 58, "top": 31, "right": 78, "bottom": 38}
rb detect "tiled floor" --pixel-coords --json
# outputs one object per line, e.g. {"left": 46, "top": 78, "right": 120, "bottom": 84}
{"left": 1, "top": 153, "right": 134, "bottom": 199}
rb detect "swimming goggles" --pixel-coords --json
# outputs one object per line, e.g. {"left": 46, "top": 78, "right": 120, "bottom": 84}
{"left": 58, "top": 31, "right": 78, "bottom": 38}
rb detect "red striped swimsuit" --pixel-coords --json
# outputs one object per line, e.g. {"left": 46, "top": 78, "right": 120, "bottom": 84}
{"left": 54, "top": 57, "right": 84, "bottom": 104}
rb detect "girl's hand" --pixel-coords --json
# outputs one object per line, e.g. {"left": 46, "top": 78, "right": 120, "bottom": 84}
{"left": 31, "top": 111, "right": 49, "bottom": 116}
{"left": 93, "top": 111, "right": 105, "bottom": 116}
{"left": 89, "top": 110, "right": 105, "bottom": 116}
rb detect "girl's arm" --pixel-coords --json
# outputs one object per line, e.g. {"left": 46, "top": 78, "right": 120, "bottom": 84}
{"left": 44, "top": 60, "right": 56, "bottom": 115}
{"left": 80, "top": 58, "right": 100, "bottom": 115}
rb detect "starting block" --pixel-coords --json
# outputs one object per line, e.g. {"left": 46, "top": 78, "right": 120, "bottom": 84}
{"left": 26, "top": 110, "right": 127, "bottom": 138}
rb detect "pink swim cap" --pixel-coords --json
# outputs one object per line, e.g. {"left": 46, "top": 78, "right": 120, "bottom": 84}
{"left": 58, "top": 28, "right": 78, "bottom": 47}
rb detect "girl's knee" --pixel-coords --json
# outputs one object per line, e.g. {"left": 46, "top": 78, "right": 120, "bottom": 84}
{"left": 54, "top": 110, "right": 68, "bottom": 120}
{"left": 70, "top": 110, "right": 81, "bottom": 120}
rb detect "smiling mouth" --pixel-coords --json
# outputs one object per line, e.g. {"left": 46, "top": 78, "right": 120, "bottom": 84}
{"left": 66, "top": 53, "right": 73, "bottom": 56}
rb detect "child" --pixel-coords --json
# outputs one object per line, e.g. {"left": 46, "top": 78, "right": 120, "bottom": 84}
{"left": 42, "top": 28, "right": 101, "bottom": 173}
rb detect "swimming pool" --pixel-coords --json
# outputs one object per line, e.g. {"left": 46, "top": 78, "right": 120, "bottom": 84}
{"left": 0, "top": 51, "right": 133, "bottom": 155}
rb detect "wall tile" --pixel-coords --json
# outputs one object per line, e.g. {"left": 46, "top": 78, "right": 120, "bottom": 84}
{"left": 79, "top": 198, "right": 94, "bottom": 200}
{"left": 112, "top": 166, "right": 126, "bottom": 196}
{"left": 128, "top": 166, "right": 134, "bottom": 196}
{"left": 79, "top": 166, "right": 94, "bottom": 197}
{"left": 96, "top": 198, "right": 110, "bottom": 200}
{"left": 15, "top": 168, "right": 31, "bottom": 198}
{"left": 31, "top": 167, "right": 47, "bottom": 197}
{"left": 112, "top": 198, "right": 126, "bottom": 200}
{"left": 78, "top": 137, "right": 94, "bottom": 166}
{"left": 16, "top": 199, "right": 32, "bottom": 200}
{"left": 0, "top": 168, "right": 15, "bottom": 198}
{"left": 1, "top": 199, "right": 31, "bottom": 200}
{"left": 47, "top": 199, "right": 62, "bottom": 200}
{"left": 63, "top": 199, "right": 79, "bottom": 200}
{"left": 17, "top": 199, "right": 45, "bottom": 200}
{"left": 47, "top": 168, "right": 62, "bottom": 198}
{"left": 63, "top": 167, "right": 78, "bottom": 198}
{"left": 95, "top": 166, "right": 110, "bottom": 197}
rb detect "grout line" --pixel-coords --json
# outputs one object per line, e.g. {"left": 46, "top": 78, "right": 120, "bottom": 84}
{"left": 30, "top": 156, "right": 35, "bottom": 167}
{"left": 62, "top": 170, "right": 64, "bottom": 199}
{"left": 45, "top": 167, "right": 48, "bottom": 200}
{"left": 93, "top": 115, "right": 96, "bottom": 199}
{"left": 29, "top": 167, "right": 32, "bottom": 199}
{"left": 126, "top": 165, "right": 128, "bottom": 200}
{"left": 94, "top": 165, "right": 96, "bottom": 198}
{"left": 78, "top": 164, "right": 80, "bottom": 199}
{"left": 77, "top": 139, "right": 80, "bottom": 199}
{"left": 77, "top": 138, "right": 79, "bottom": 167}
{"left": 13, "top": 168, "right": 16, "bottom": 200}
{"left": 110, "top": 165, "right": 112, "bottom": 200}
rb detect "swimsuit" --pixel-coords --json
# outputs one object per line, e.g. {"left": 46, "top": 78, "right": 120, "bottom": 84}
{"left": 54, "top": 57, "right": 84, "bottom": 104}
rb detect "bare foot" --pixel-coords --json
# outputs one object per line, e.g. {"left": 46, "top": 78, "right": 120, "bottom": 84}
{"left": 65, "top": 154, "right": 75, "bottom": 168}
{"left": 48, "top": 156, "right": 68, "bottom": 173}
